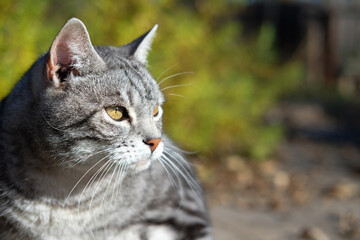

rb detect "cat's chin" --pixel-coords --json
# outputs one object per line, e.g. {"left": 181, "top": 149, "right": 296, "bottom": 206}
{"left": 133, "top": 158, "right": 152, "bottom": 172}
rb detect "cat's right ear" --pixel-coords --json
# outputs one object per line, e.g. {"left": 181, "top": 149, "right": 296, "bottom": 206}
{"left": 46, "top": 18, "right": 106, "bottom": 89}
{"left": 119, "top": 24, "right": 158, "bottom": 65}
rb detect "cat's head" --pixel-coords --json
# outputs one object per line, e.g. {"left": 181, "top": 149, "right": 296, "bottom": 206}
{"left": 38, "top": 18, "right": 164, "bottom": 172}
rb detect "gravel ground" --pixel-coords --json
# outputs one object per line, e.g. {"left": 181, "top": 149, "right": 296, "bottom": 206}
{"left": 206, "top": 102, "right": 360, "bottom": 240}
{"left": 211, "top": 193, "right": 360, "bottom": 240}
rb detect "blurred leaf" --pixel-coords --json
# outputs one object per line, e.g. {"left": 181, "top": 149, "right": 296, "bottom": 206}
{"left": 0, "top": 0, "right": 304, "bottom": 160}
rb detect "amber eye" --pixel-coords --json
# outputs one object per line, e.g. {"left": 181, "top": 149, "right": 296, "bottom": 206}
{"left": 153, "top": 106, "right": 159, "bottom": 117}
{"left": 105, "top": 106, "right": 127, "bottom": 121}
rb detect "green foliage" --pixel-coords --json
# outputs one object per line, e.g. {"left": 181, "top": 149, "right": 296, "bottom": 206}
{"left": 0, "top": 0, "right": 304, "bottom": 160}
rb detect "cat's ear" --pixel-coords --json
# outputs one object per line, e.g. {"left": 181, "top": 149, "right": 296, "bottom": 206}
{"left": 122, "top": 24, "right": 158, "bottom": 65}
{"left": 46, "top": 18, "right": 106, "bottom": 88}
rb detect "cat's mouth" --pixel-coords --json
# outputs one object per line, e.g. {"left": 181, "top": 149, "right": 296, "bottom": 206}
{"left": 133, "top": 142, "right": 164, "bottom": 172}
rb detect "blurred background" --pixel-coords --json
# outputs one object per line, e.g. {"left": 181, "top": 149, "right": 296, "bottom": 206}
{"left": 1, "top": 0, "right": 360, "bottom": 239}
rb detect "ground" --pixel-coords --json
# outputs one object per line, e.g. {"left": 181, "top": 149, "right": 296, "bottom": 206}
{"left": 204, "top": 102, "right": 360, "bottom": 240}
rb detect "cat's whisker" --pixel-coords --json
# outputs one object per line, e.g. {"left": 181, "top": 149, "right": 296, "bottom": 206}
{"left": 77, "top": 157, "right": 112, "bottom": 212}
{"left": 71, "top": 149, "right": 109, "bottom": 164}
{"left": 162, "top": 154, "right": 201, "bottom": 194}
{"left": 40, "top": 110, "right": 68, "bottom": 132}
{"left": 117, "top": 164, "right": 130, "bottom": 201}
{"left": 109, "top": 162, "right": 124, "bottom": 210}
{"left": 111, "top": 162, "right": 129, "bottom": 216}
{"left": 57, "top": 151, "right": 84, "bottom": 166}
{"left": 78, "top": 157, "right": 112, "bottom": 198}
{"left": 156, "top": 64, "right": 178, "bottom": 82}
{"left": 159, "top": 157, "right": 185, "bottom": 206}
{"left": 161, "top": 152, "right": 203, "bottom": 202}
{"left": 113, "top": 162, "right": 128, "bottom": 206}
{"left": 109, "top": 168, "right": 120, "bottom": 209}
{"left": 164, "top": 150, "right": 198, "bottom": 173}
{"left": 166, "top": 93, "right": 186, "bottom": 99}
{"left": 65, "top": 152, "right": 111, "bottom": 204}
{"left": 157, "top": 71, "right": 193, "bottom": 87}
{"left": 160, "top": 155, "right": 203, "bottom": 209}
{"left": 163, "top": 145, "right": 197, "bottom": 155}
{"left": 62, "top": 148, "right": 112, "bottom": 168}
{"left": 99, "top": 161, "right": 119, "bottom": 210}
{"left": 88, "top": 225, "right": 97, "bottom": 240}
{"left": 164, "top": 148, "right": 202, "bottom": 170}
{"left": 160, "top": 82, "right": 193, "bottom": 92}
{"left": 163, "top": 148, "right": 193, "bottom": 170}
{"left": 157, "top": 158, "right": 178, "bottom": 192}
{"left": 88, "top": 156, "right": 117, "bottom": 211}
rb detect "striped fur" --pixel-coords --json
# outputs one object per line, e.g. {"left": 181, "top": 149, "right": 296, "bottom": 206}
{"left": 0, "top": 18, "right": 212, "bottom": 239}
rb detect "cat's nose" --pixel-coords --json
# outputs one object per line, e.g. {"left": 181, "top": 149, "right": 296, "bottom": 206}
{"left": 143, "top": 138, "right": 161, "bottom": 152}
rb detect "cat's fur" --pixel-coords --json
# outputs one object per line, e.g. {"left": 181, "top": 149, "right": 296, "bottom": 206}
{"left": 0, "top": 18, "right": 211, "bottom": 240}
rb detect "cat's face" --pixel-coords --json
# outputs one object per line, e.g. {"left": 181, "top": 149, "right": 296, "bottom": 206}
{"left": 38, "top": 18, "right": 164, "bottom": 172}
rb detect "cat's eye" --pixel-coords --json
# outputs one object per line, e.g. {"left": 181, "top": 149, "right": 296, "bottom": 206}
{"left": 153, "top": 106, "right": 163, "bottom": 121}
{"left": 153, "top": 106, "right": 159, "bottom": 117}
{"left": 105, "top": 106, "right": 128, "bottom": 121}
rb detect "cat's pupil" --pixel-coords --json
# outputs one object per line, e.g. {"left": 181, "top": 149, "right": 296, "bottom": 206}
{"left": 114, "top": 106, "right": 129, "bottom": 121}
{"left": 119, "top": 107, "right": 129, "bottom": 119}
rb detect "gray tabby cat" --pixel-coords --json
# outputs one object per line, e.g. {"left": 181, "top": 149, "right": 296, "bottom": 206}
{"left": 0, "top": 18, "right": 212, "bottom": 240}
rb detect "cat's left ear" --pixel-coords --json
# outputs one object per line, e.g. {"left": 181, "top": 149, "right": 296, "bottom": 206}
{"left": 122, "top": 24, "right": 158, "bottom": 65}
{"left": 46, "top": 18, "right": 106, "bottom": 88}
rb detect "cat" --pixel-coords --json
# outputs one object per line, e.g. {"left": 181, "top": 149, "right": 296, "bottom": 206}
{"left": 0, "top": 18, "right": 212, "bottom": 240}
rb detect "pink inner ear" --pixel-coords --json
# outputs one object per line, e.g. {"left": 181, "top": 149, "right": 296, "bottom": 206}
{"left": 56, "top": 43, "right": 72, "bottom": 67}
{"left": 47, "top": 34, "right": 75, "bottom": 86}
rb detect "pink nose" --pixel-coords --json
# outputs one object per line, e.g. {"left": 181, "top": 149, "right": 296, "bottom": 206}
{"left": 145, "top": 138, "right": 161, "bottom": 152}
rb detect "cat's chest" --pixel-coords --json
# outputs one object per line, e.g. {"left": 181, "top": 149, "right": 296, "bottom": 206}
{"left": 11, "top": 195, "right": 128, "bottom": 239}
{"left": 9, "top": 173, "right": 153, "bottom": 239}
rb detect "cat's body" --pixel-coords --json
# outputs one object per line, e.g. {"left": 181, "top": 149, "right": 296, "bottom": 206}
{"left": 0, "top": 18, "right": 211, "bottom": 240}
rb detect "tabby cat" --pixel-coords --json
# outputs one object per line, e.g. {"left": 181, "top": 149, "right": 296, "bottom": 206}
{"left": 0, "top": 18, "right": 211, "bottom": 240}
